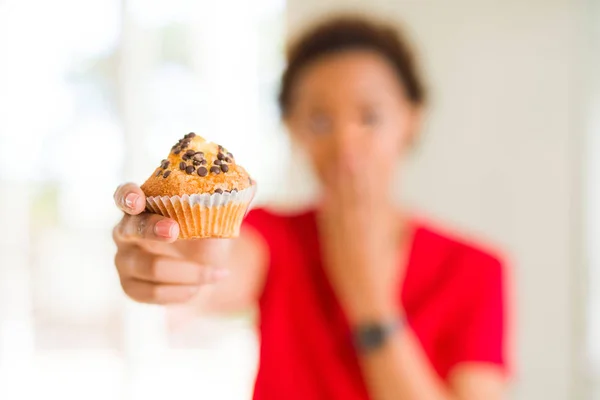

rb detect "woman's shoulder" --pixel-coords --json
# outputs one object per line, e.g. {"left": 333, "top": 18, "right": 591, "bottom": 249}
{"left": 411, "top": 216, "right": 506, "bottom": 282}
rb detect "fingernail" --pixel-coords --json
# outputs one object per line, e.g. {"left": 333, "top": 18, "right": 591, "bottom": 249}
{"left": 124, "top": 193, "right": 139, "bottom": 209}
{"left": 154, "top": 220, "right": 175, "bottom": 238}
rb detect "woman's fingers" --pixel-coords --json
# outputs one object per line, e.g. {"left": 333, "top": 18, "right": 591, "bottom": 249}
{"left": 115, "top": 247, "right": 230, "bottom": 305}
{"left": 114, "top": 183, "right": 147, "bottom": 215}
{"left": 114, "top": 213, "right": 180, "bottom": 243}
{"left": 115, "top": 246, "right": 228, "bottom": 285}
{"left": 113, "top": 182, "right": 180, "bottom": 244}
{"left": 120, "top": 279, "right": 200, "bottom": 305}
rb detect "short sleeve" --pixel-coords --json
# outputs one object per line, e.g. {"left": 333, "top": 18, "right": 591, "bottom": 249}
{"left": 443, "top": 251, "right": 509, "bottom": 377}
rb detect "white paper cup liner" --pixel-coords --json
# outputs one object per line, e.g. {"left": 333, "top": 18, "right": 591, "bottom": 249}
{"left": 146, "top": 185, "right": 256, "bottom": 239}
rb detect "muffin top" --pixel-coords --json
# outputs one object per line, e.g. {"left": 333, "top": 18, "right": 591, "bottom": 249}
{"left": 141, "top": 132, "right": 252, "bottom": 197}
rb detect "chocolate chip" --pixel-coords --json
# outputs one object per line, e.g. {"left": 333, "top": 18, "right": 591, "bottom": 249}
{"left": 155, "top": 169, "right": 162, "bottom": 177}
{"left": 194, "top": 151, "right": 204, "bottom": 156}
{"left": 163, "top": 170, "right": 171, "bottom": 178}
{"left": 197, "top": 167, "right": 208, "bottom": 177}
{"left": 181, "top": 143, "right": 188, "bottom": 149}
{"left": 161, "top": 160, "right": 170, "bottom": 169}
{"left": 213, "top": 159, "right": 222, "bottom": 165}
{"left": 174, "top": 149, "right": 181, "bottom": 155}
{"left": 220, "top": 164, "right": 229, "bottom": 172}
{"left": 193, "top": 160, "right": 201, "bottom": 166}
{"left": 185, "top": 149, "right": 195, "bottom": 156}
{"left": 199, "top": 159, "right": 207, "bottom": 165}
{"left": 192, "top": 153, "right": 204, "bottom": 162}
{"left": 185, "top": 132, "right": 196, "bottom": 138}
{"left": 179, "top": 161, "right": 186, "bottom": 170}
{"left": 217, "top": 153, "right": 226, "bottom": 161}
{"left": 227, "top": 152, "right": 233, "bottom": 158}
{"left": 210, "top": 166, "right": 220, "bottom": 174}
{"left": 225, "top": 157, "right": 232, "bottom": 163}
{"left": 185, "top": 165, "right": 195, "bottom": 174}
{"left": 182, "top": 154, "right": 190, "bottom": 161}
{"left": 214, "top": 188, "right": 223, "bottom": 194}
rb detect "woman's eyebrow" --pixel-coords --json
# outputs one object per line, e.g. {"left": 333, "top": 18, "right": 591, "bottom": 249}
{"left": 357, "top": 100, "right": 384, "bottom": 111}
{"left": 304, "top": 105, "right": 330, "bottom": 115}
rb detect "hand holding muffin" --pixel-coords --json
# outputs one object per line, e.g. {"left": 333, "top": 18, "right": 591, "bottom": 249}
{"left": 112, "top": 133, "right": 257, "bottom": 304}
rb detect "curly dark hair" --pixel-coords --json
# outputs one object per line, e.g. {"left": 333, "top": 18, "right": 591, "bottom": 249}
{"left": 278, "top": 15, "right": 427, "bottom": 116}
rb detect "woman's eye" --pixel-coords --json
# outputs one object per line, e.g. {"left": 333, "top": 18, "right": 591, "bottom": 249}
{"left": 308, "top": 115, "right": 331, "bottom": 134}
{"left": 362, "top": 112, "right": 380, "bottom": 126}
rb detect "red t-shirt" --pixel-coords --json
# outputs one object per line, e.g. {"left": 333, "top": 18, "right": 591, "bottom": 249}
{"left": 243, "top": 208, "right": 507, "bottom": 400}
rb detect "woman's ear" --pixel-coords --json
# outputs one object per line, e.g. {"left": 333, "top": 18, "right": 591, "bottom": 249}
{"left": 283, "top": 115, "right": 292, "bottom": 134}
{"left": 404, "top": 106, "right": 424, "bottom": 150}
{"left": 284, "top": 115, "right": 305, "bottom": 147}
{"left": 283, "top": 117, "right": 296, "bottom": 142}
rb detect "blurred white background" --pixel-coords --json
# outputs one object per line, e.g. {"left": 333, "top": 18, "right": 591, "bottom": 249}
{"left": 0, "top": 0, "right": 284, "bottom": 399}
{"left": 0, "top": 0, "right": 599, "bottom": 399}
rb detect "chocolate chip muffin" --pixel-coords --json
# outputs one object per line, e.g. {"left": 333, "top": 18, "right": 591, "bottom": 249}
{"left": 141, "top": 132, "right": 256, "bottom": 239}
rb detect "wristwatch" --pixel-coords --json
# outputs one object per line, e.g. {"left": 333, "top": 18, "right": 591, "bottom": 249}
{"left": 352, "top": 317, "right": 403, "bottom": 354}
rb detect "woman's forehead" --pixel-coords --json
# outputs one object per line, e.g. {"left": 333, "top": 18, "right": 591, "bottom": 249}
{"left": 292, "top": 61, "right": 404, "bottom": 112}
{"left": 297, "top": 50, "right": 398, "bottom": 87}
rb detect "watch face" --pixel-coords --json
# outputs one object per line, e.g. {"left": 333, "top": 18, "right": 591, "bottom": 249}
{"left": 357, "top": 324, "right": 386, "bottom": 351}
{"left": 353, "top": 319, "right": 402, "bottom": 353}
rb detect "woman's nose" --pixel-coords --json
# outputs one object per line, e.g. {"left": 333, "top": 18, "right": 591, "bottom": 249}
{"left": 333, "top": 123, "right": 361, "bottom": 169}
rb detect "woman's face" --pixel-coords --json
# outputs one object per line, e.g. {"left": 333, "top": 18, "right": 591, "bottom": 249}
{"left": 285, "top": 50, "right": 420, "bottom": 187}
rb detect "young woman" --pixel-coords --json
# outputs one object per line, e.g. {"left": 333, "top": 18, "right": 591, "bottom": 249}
{"left": 113, "top": 16, "right": 509, "bottom": 400}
